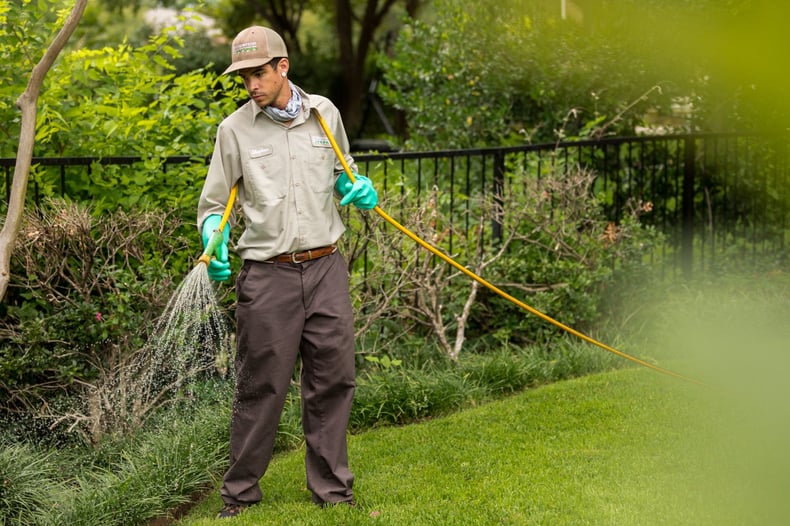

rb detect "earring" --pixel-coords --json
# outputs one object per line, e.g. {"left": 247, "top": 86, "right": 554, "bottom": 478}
{"left": 281, "top": 72, "right": 286, "bottom": 78}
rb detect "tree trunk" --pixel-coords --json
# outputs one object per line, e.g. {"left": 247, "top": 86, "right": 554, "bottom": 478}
{"left": 334, "top": 0, "right": 359, "bottom": 133}
{"left": 0, "top": 0, "right": 88, "bottom": 302}
{"left": 334, "top": 0, "right": 399, "bottom": 137}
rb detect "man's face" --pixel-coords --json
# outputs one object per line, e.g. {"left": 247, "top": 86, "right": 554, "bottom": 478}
{"left": 239, "top": 61, "right": 288, "bottom": 109}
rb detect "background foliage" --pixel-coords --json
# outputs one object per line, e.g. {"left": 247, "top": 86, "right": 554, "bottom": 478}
{"left": 377, "top": 0, "right": 789, "bottom": 150}
{"left": 1, "top": 0, "right": 240, "bottom": 221}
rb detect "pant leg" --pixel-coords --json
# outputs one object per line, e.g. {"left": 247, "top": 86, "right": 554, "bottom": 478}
{"left": 299, "top": 251, "right": 356, "bottom": 504}
{"left": 221, "top": 260, "right": 305, "bottom": 505}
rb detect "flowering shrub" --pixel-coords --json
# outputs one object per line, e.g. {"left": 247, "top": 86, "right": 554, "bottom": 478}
{"left": 0, "top": 199, "right": 193, "bottom": 410}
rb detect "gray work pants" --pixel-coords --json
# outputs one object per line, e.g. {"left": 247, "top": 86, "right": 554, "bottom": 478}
{"left": 220, "top": 251, "right": 355, "bottom": 506}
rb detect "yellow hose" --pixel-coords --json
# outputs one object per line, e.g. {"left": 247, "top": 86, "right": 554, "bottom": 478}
{"left": 197, "top": 183, "right": 238, "bottom": 266}
{"left": 313, "top": 109, "right": 706, "bottom": 387}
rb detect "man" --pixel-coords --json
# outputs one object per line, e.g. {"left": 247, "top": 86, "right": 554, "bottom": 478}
{"left": 197, "top": 25, "right": 377, "bottom": 519}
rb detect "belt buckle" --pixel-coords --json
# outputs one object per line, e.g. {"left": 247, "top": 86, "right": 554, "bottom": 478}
{"left": 290, "top": 250, "right": 307, "bottom": 264}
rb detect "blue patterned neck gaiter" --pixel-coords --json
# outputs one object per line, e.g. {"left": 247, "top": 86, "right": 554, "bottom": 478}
{"left": 264, "top": 81, "right": 302, "bottom": 122}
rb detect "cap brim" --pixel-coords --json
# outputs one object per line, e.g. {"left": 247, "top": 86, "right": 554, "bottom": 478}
{"left": 222, "top": 57, "right": 273, "bottom": 75}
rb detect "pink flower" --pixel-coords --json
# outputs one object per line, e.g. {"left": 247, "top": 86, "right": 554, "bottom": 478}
{"left": 96, "top": 312, "right": 103, "bottom": 321}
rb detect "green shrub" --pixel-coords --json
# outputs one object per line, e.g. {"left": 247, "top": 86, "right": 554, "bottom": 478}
{"left": 2, "top": 1, "right": 239, "bottom": 158}
{"left": 0, "top": 199, "right": 194, "bottom": 410}
{"left": 2, "top": 0, "right": 239, "bottom": 219}
{"left": 378, "top": 0, "right": 776, "bottom": 149}
{"left": 349, "top": 164, "right": 660, "bottom": 363}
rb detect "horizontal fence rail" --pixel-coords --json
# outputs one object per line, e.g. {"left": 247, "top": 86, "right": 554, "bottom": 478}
{"left": 2, "top": 132, "right": 788, "bottom": 277}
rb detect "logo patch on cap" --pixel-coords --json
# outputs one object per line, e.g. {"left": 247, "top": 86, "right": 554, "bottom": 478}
{"left": 233, "top": 42, "right": 258, "bottom": 55}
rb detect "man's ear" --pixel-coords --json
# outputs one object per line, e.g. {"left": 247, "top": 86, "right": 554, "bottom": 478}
{"left": 277, "top": 58, "right": 290, "bottom": 78}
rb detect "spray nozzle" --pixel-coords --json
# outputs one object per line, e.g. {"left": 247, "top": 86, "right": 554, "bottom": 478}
{"left": 195, "top": 184, "right": 238, "bottom": 267}
{"left": 198, "top": 228, "right": 226, "bottom": 266}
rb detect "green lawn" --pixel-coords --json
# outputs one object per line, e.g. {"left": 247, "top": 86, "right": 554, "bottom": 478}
{"left": 176, "top": 366, "right": 786, "bottom": 525}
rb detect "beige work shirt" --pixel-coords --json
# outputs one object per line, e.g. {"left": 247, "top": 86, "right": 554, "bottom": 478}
{"left": 197, "top": 86, "right": 358, "bottom": 262}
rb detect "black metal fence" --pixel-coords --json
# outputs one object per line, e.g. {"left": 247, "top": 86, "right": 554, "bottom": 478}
{"left": 3, "top": 132, "right": 788, "bottom": 276}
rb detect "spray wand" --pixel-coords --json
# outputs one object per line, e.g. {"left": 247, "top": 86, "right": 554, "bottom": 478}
{"left": 312, "top": 109, "right": 705, "bottom": 387}
{"left": 197, "top": 183, "right": 238, "bottom": 267}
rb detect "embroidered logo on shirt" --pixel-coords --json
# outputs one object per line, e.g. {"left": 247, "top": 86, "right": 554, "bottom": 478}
{"left": 249, "top": 145, "right": 273, "bottom": 158}
{"left": 311, "top": 135, "right": 331, "bottom": 148}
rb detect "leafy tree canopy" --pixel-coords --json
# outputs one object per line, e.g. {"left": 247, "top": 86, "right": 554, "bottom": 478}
{"left": 378, "top": 0, "right": 790, "bottom": 150}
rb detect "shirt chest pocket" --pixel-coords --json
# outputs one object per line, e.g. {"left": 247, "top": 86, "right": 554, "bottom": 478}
{"left": 245, "top": 145, "right": 287, "bottom": 204}
{"left": 304, "top": 150, "right": 336, "bottom": 194}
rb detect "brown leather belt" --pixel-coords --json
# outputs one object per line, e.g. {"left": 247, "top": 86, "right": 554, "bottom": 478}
{"left": 268, "top": 245, "right": 337, "bottom": 264}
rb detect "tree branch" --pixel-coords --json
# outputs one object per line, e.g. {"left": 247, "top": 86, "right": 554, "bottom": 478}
{"left": 0, "top": 0, "right": 88, "bottom": 301}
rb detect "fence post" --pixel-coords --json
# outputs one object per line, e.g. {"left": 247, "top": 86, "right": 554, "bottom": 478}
{"left": 492, "top": 150, "right": 505, "bottom": 244}
{"left": 681, "top": 136, "right": 696, "bottom": 278}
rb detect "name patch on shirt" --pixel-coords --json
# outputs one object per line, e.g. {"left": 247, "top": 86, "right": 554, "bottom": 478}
{"left": 311, "top": 135, "right": 332, "bottom": 148}
{"left": 249, "top": 145, "right": 273, "bottom": 158}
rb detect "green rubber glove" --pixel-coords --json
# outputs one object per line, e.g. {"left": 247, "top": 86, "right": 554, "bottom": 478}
{"left": 201, "top": 214, "right": 232, "bottom": 282}
{"left": 335, "top": 172, "right": 378, "bottom": 210}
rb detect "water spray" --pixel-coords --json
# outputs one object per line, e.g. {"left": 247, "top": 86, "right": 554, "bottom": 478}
{"left": 312, "top": 109, "right": 706, "bottom": 387}
{"left": 117, "top": 186, "right": 239, "bottom": 426}
{"left": 197, "top": 183, "right": 238, "bottom": 267}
